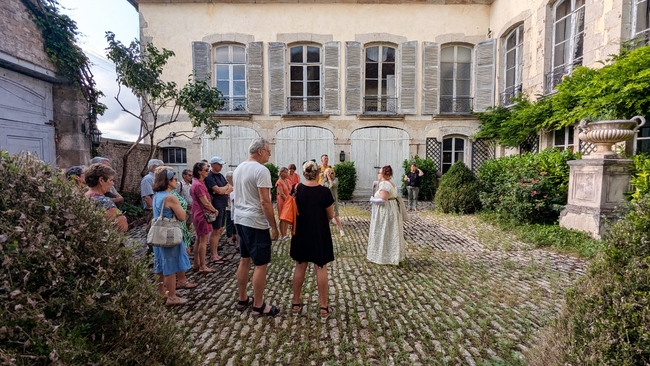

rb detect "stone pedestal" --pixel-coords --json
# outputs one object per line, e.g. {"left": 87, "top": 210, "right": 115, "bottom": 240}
{"left": 559, "top": 155, "right": 632, "bottom": 239}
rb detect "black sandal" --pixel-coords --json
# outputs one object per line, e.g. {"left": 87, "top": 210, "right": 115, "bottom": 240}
{"left": 236, "top": 296, "right": 254, "bottom": 312}
{"left": 252, "top": 302, "right": 280, "bottom": 318}
{"left": 320, "top": 306, "right": 335, "bottom": 319}
{"left": 291, "top": 303, "right": 304, "bottom": 315}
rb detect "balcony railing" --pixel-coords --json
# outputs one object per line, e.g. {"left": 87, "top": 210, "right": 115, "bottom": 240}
{"left": 499, "top": 84, "right": 522, "bottom": 106}
{"left": 217, "top": 97, "right": 246, "bottom": 112}
{"left": 288, "top": 96, "right": 321, "bottom": 114}
{"left": 363, "top": 96, "right": 397, "bottom": 114}
{"left": 440, "top": 96, "right": 473, "bottom": 114}
{"left": 630, "top": 28, "right": 650, "bottom": 49}
{"left": 544, "top": 59, "right": 582, "bottom": 94}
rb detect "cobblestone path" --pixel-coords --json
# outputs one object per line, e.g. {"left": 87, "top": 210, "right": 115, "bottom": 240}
{"left": 128, "top": 206, "right": 586, "bottom": 365}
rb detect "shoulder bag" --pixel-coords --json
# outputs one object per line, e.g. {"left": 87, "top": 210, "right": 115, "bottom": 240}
{"left": 147, "top": 194, "right": 183, "bottom": 247}
{"left": 279, "top": 183, "right": 299, "bottom": 235}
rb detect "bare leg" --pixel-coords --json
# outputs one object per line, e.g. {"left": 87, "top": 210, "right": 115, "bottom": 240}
{"left": 237, "top": 257, "right": 252, "bottom": 301}
{"left": 210, "top": 227, "right": 224, "bottom": 261}
{"left": 251, "top": 264, "right": 268, "bottom": 312}
{"left": 195, "top": 234, "right": 208, "bottom": 269}
{"left": 164, "top": 273, "right": 177, "bottom": 299}
{"left": 292, "top": 262, "right": 309, "bottom": 305}
{"left": 315, "top": 264, "right": 329, "bottom": 310}
{"left": 279, "top": 221, "right": 288, "bottom": 237}
{"left": 156, "top": 273, "right": 165, "bottom": 295}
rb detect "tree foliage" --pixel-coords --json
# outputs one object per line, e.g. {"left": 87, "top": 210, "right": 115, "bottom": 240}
{"left": 105, "top": 32, "right": 223, "bottom": 191}
{"left": 475, "top": 45, "right": 650, "bottom": 147}
{"left": 434, "top": 161, "right": 481, "bottom": 214}
{"left": 334, "top": 161, "right": 357, "bottom": 200}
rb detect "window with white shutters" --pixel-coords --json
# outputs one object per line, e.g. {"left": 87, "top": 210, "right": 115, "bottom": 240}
{"left": 501, "top": 25, "right": 524, "bottom": 106}
{"left": 289, "top": 45, "right": 321, "bottom": 114}
{"left": 546, "top": 0, "right": 585, "bottom": 93}
{"left": 364, "top": 45, "right": 397, "bottom": 114}
{"left": 440, "top": 45, "right": 472, "bottom": 114}
{"left": 215, "top": 45, "right": 247, "bottom": 112}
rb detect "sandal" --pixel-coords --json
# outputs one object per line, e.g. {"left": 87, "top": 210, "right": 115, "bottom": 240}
{"left": 291, "top": 303, "right": 304, "bottom": 315}
{"left": 209, "top": 258, "right": 226, "bottom": 265}
{"left": 198, "top": 267, "right": 216, "bottom": 274}
{"left": 252, "top": 302, "right": 280, "bottom": 318}
{"left": 236, "top": 296, "right": 254, "bottom": 311}
{"left": 176, "top": 281, "right": 198, "bottom": 289}
{"left": 165, "top": 296, "right": 189, "bottom": 307}
{"left": 320, "top": 306, "right": 335, "bottom": 319}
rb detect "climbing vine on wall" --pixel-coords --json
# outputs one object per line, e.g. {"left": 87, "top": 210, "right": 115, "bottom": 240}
{"left": 21, "top": 0, "right": 106, "bottom": 124}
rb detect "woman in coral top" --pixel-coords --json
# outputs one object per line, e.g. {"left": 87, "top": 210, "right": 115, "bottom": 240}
{"left": 275, "top": 167, "right": 293, "bottom": 239}
{"left": 288, "top": 163, "right": 300, "bottom": 187}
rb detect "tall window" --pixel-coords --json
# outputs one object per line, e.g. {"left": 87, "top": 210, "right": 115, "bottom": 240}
{"left": 637, "top": 125, "right": 650, "bottom": 154}
{"left": 553, "top": 126, "right": 575, "bottom": 151}
{"left": 440, "top": 45, "right": 472, "bottom": 114}
{"left": 442, "top": 137, "right": 465, "bottom": 174}
{"left": 289, "top": 45, "right": 321, "bottom": 113}
{"left": 547, "top": 0, "right": 585, "bottom": 92}
{"left": 215, "top": 45, "right": 246, "bottom": 112}
{"left": 364, "top": 45, "right": 396, "bottom": 113}
{"left": 632, "top": 0, "right": 650, "bottom": 44}
{"left": 502, "top": 25, "right": 524, "bottom": 106}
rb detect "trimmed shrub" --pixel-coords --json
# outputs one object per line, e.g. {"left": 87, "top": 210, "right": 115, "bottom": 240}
{"left": 627, "top": 153, "right": 650, "bottom": 203}
{"left": 264, "top": 162, "right": 279, "bottom": 201}
{"left": 0, "top": 152, "right": 197, "bottom": 365}
{"left": 334, "top": 161, "right": 357, "bottom": 200}
{"left": 477, "top": 148, "right": 579, "bottom": 224}
{"left": 401, "top": 155, "right": 437, "bottom": 200}
{"left": 530, "top": 196, "right": 650, "bottom": 365}
{"left": 434, "top": 161, "right": 481, "bottom": 214}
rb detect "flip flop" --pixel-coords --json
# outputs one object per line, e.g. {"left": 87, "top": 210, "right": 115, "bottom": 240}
{"left": 198, "top": 267, "right": 216, "bottom": 274}
{"left": 209, "top": 259, "right": 226, "bottom": 265}
{"left": 176, "top": 281, "right": 198, "bottom": 289}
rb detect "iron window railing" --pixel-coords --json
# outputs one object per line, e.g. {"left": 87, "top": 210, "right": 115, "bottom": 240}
{"left": 217, "top": 97, "right": 247, "bottom": 112}
{"left": 363, "top": 97, "right": 397, "bottom": 114}
{"left": 544, "top": 59, "right": 582, "bottom": 94}
{"left": 499, "top": 84, "right": 523, "bottom": 106}
{"left": 288, "top": 96, "right": 321, "bottom": 114}
{"left": 440, "top": 96, "right": 473, "bottom": 114}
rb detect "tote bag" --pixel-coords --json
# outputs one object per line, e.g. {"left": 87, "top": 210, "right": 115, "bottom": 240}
{"left": 147, "top": 195, "right": 183, "bottom": 247}
{"left": 279, "top": 185, "right": 298, "bottom": 235}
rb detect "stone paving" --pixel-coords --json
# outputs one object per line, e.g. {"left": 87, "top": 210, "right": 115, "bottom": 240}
{"left": 127, "top": 205, "right": 586, "bottom": 365}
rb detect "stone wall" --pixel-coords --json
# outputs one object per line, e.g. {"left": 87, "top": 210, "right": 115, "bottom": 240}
{"left": 96, "top": 139, "right": 159, "bottom": 193}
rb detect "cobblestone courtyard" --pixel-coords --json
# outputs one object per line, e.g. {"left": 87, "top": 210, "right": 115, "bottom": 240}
{"left": 129, "top": 205, "right": 586, "bottom": 365}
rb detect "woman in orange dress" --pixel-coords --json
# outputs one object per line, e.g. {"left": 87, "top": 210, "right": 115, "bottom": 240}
{"left": 288, "top": 163, "right": 300, "bottom": 187}
{"left": 275, "top": 167, "right": 293, "bottom": 239}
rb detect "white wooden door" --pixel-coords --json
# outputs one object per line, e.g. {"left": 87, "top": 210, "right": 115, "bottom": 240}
{"left": 350, "top": 127, "right": 409, "bottom": 196}
{"left": 275, "top": 126, "right": 335, "bottom": 169}
{"left": 201, "top": 126, "right": 259, "bottom": 170}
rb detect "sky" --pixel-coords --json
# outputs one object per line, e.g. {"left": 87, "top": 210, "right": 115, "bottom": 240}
{"left": 57, "top": 0, "right": 141, "bottom": 142}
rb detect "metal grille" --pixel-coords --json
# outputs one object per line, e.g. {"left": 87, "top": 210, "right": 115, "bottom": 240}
{"left": 579, "top": 139, "right": 597, "bottom": 155}
{"left": 426, "top": 137, "right": 442, "bottom": 171}
{"left": 440, "top": 97, "right": 473, "bottom": 114}
{"left": 499, "top": 84, "right": 522, "bottom": 106}
{"left": 288, "top": 97, "right": 321, "bottom": 113}
{"left": 471, "top": 138, "right": 496, "bottom": 174}
{"left": 217, "top": 97, "right": 247, "bottom": 112}
{"left": 363, "top": 97, "right": 397, "bottom": 114}
{"left": 519, "top": 134, "right": 539, "bottom": 154}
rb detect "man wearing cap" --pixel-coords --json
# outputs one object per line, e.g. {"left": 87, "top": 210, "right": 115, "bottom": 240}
{"left": 205, "top": 156, "right": 233, "bottom": 263}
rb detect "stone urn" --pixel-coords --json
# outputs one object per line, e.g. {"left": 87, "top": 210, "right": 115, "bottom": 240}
{"left": 578, "top": 116, "right": 646, "bottom": 156}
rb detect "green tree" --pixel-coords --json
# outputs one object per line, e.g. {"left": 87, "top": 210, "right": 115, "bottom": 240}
{"left": 105, "top": 32, "right": 223, "bottom": 191}
{"left": 434, "top": 161, "right": 481, "bottom": 214}
{"left": 334, "top": 161, "right": 357, "bottom": 200}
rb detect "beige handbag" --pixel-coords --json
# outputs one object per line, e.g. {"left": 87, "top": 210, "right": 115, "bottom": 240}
{"left": 146, "top": 194, "right": 183, "bottom": 248}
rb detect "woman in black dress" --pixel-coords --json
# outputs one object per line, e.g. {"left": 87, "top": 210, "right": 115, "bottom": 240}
{"left": 290, "top": 160, "right": 336, "bottom": 319}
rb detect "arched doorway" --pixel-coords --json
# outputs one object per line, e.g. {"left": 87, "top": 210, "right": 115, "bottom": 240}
{"left": 274, "top": 126, "right": 335, "bottom": 169}
{"left": 201, "top": 126, "right": 259, "bottom": 169}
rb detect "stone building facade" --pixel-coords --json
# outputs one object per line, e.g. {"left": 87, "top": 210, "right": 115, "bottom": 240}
{"left": 131, "top": 0, "right": 650, "bottom": 195}
{"left": 0, "top": 0, "right": 91, "bottom": 168}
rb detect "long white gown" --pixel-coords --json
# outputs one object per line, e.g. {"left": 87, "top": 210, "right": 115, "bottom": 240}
{"left": 367, "top": 180, "right": 406, "bottom": 265}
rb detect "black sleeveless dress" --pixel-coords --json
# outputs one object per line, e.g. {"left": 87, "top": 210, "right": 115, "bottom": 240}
{"left": 289, "top": 184, "right": 335, "bottom": 267}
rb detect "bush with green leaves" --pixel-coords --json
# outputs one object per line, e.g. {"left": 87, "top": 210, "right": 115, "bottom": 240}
{"left": 401, "top": 155, "right": 437, "bottom": 200}
{"left": 531, "top": 196, "right": 650, "bottom": 365}
{"left": 264, "top": 162, "right": 279, "bottom": 201}
{"left": 434, "top": 161, "right": 481, "bottom": 214}
{"left": 0, "top": 152, "right": 196, "bottom": 365}
{"left": 477, "top": 148, "right": 579, "bottom": 224}
{"left": 334, "top": 161, "right": 357, "bottom": 200}
{"left": 627, "top": 153, "right": 650, "bottom": 203}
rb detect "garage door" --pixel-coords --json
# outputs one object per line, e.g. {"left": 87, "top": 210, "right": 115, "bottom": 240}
{"left": 275, "top": 126, "right": 335, "bottom": 169}
{"left": 350, "top": 127, "right": 409, "bottom": 196}
{"left": 201, "top": 126, "right": 259, "bottom": 169}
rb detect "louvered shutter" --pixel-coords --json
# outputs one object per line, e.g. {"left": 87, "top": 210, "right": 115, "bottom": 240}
{"left": 422, "top": 42, "right": 440, "bottom": 115}
{"left": 268, "top": 42, "right": 286, "bottom": 115}
{"left": 247, "top": 42, "right": 263, "bottom": 114}
{"left": 345, "top": 41, "right": 362, "bottom": 115}
{"left": 323, "top": 41, "right": 340, "bottom": 115}
{"left": 192, "top": 41, "right": 211, "bottom": 82}
{"left": 399, "top": 41, "right": 417, "bottom": 114}
{"left": 474, "top": 39, "right": 496, "bottom": 112}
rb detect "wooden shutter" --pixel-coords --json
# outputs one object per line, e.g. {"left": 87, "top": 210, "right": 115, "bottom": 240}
{"left": 399, "top": 41, "right": 417, "bottom": 114}
{"left": 268, "top": 42, "right": 286, "bottom": 115}
{"left": 345, "top": 41, "right": 362, "bottom": 115}
{"left": 422, "top": 42, "right": 440, "bottom": 115}
{"left": 323, "top": 41, "right": 340, "bottom": 115}
{"left": 474, "top": 39, "right": 496, "bottom": 112}
{"left": 192, "top": 41, "right": 211, "bottom": 82}
{"left": 247, "top": 42, "right": 263, "bottom": 114}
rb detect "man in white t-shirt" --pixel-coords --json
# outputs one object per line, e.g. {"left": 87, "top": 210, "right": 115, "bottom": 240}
{"left": 233, "top": 138, "right": 280, "bottom": 317}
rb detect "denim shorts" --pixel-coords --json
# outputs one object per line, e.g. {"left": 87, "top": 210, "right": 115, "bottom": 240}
{"left": 235, "top": 224, "right": 272, "bottom": 266}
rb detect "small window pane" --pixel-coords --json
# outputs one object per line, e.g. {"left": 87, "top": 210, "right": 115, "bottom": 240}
{"left": 290, "top": 66, "right": 303, "bottom": 81}
{"left": 290, "top": 46, "right": 303, "bottom": 63}
{"left": 457, "top": 47, "right": 472, "bottom": 62}
{"left": 636, "top": 1, "right": 650, "bottom": 33}
{"left": 217, "top": 81, "right": 229, "bottom": 95}
{"left": 455, "top": 152, "right": 464, "bottom": 163}
{"left": 365, "top": 80, "right": 378, "bottom": 95}
{"left": 554, "top": 128, "right": 565, "bottom": 145}
{"left": 640, "top": 126, "right": 650, "bottom": 138}
{"left": 383, "top": 47, "right": 396, "bottom": 62}
{"left": 440, "top": 62, "right": 453, "bottom": 79}
{"left": 555, "top": 0, "right": 570, "bottom": 19}
{"left": 441, "top": 78, "right": 454, "bottom": 95}
{"left": 638, "top": 139, "right": 650, "bottom": 154}
{"left": 366, "top": 63, "right": 378, "bottom": 78}
{"left": 307, "top": 82, "right": 320, "bottom": 96}
{"left": 232, "top": 46, "right": 246, "bottom": 63}
{"left": 443, "top": 138, "right": 453, "bottom": 150}
{"left": 307, "top": 66, "right": 320, "bottom": 80}
{"left": 215, "top": 47, "right": 229, "bottom": 63}
{"left": 441, "top": 47, "right": 454, "bottom": 62}
{"left": 290, "top": 82, "right": 303, "bottom": 96}
{"left": 506, "top": 33, "right": 517, "bottom": 49}
{"left": 554, "top": 43, "right": 567, "bottom": 66}
{"left": 457, "top": 80, "right": 471, "bottom": 96}
{"left": 555, "top": 19, "right": 570, "bottom": 42}
{"left": 457, "top": 63, "right": 471, "bottom": 79}
{"left": 506, "top": 68, "right": 516, "bottom": 86}
{"left": 216, "top": 65, "right": 230, "bottom": 80}
{"left": 455, "top": 138, "right": 465, "bottom": 150}
{"left": 307, "top": 46, "right": 320, "bottom": 63}
{"left": 233, "top": 65, "right": 245, "bottom": 80}
{"left": 382, "top": 63, "right": 395, "bottom": 78}
{"left": 568, "top": 126, "right": 575, "bottom": 145}
{"left": 506, "top": 50, "right": 516, "bottom": 68}
{"left": 366, "top": 47, "right": 379, "bottom": 62}
{"left": 443, "top": 152, "right": 452, "bottom": 163}
{"left": 233, "top": 81, "right": 245, "bottom": 96}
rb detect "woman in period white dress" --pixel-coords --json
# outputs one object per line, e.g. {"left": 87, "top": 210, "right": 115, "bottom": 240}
{"left": 367, "top": 165, "right": 406, "bottom": 265}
